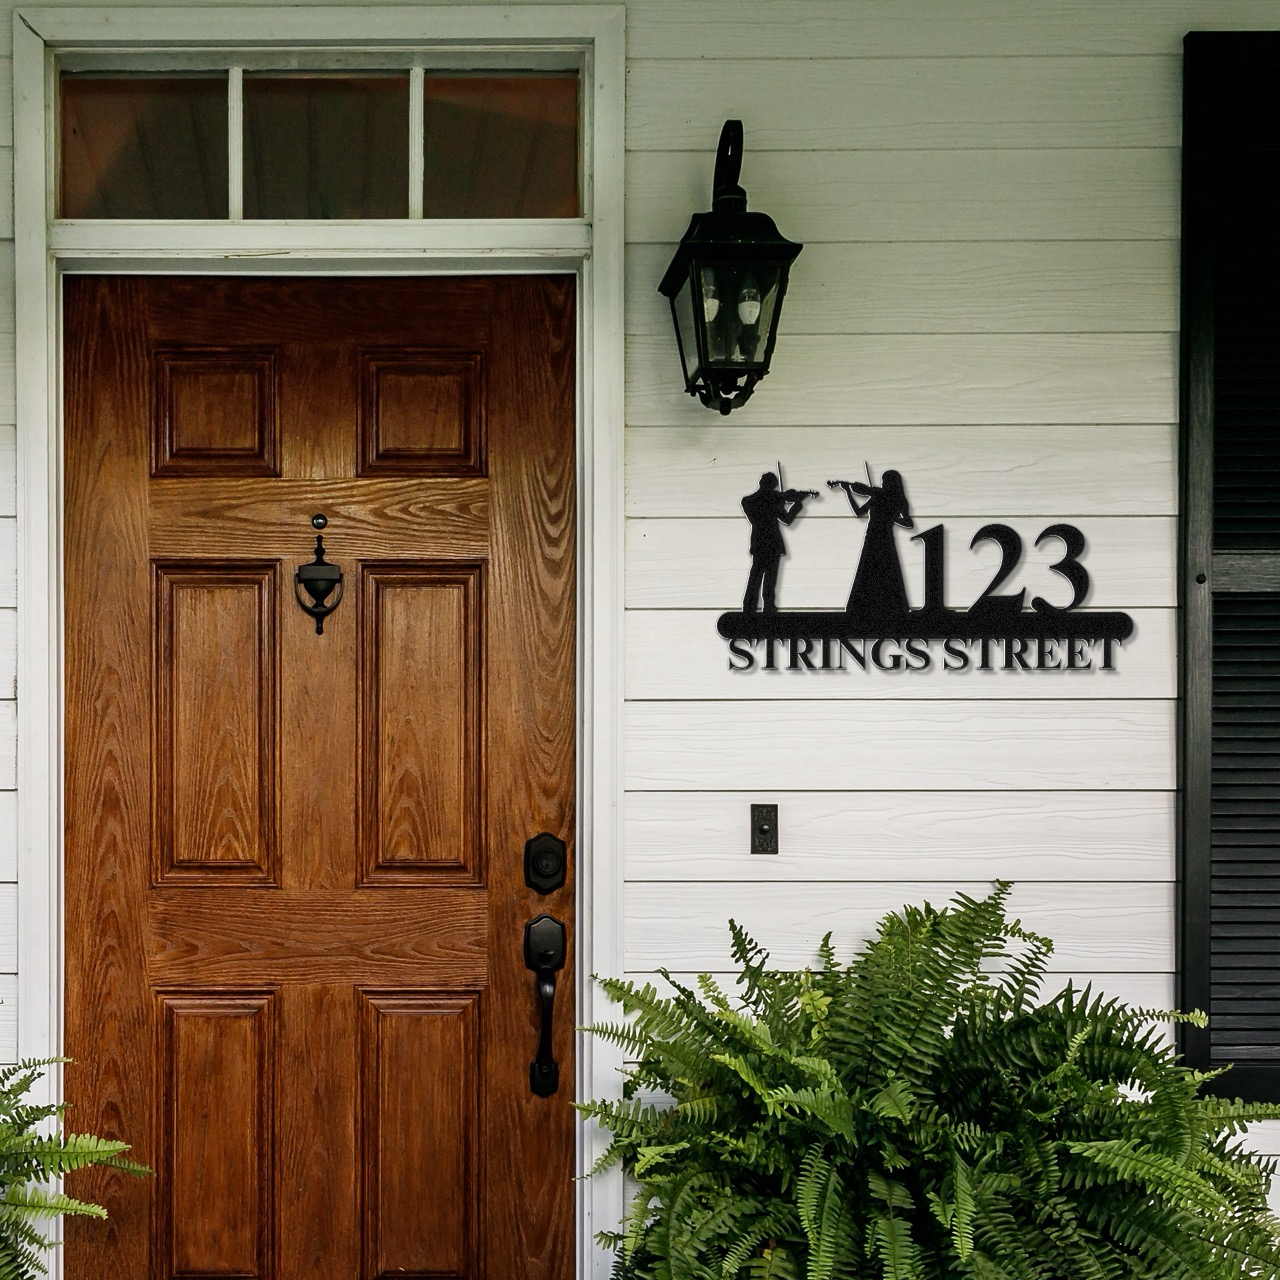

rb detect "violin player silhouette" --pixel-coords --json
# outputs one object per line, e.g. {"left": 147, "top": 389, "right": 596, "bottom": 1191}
{"left": 827, "top": 465, "right": 913, "bottom": 626}
{"left": 740, "top": 465, "right": 817, "bottom": 614}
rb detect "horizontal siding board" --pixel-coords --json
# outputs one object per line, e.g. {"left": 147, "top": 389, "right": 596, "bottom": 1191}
{"left": 0, "top": 705, "right": 13, "bottom": 791}
{"left": 0, "top": 427, "right": 13, "bottom": 518}
{"left": 627, "top": 242, "right": 1180, "bottom": 336}
{"left": 625, "top": 0, "right": 1280, "bottom": 59}
{"left": 0, "top": 246, "right": 14, "bottom": 336}
{"left": 0, "top": 336, "right": 17, "bottom": 430}
{"left": 1246, "top": 1121, "right": 1280, "bottom": 1157}
{"left": 626, "top": 426, "right": 1177, "bottom": 517}
{"left": 0, "top": 886, "right": 16, "bottom": 972}
{"left": 624, "top": 881, "right": 1174, "bottom": 971}
{"left": 626, "top": 607, "right": 1174, "bottom": 700}
{"left": 625, "top": 790, "right": 1174, "bottom": 882}
{"left": 0, "top": 152, "right": 12, "bottom": 240}
{"left": 0, "top": 520, "right": 14, "bottom": 609}
{"left": 0, "top": 793, "right": 13, "bottom": 883}
{"left": 627, "top": 334, "right": 1178, "bottom": 427}
{"left": 0, "top": 975, "right": 15, "bottom": 1064}
{"left": 627, "top": 149, "right": 1179, "bottom": 245}
{"left": 626, "top": 699, "right": 1176, "bottom": 791}
{"left": 626, "top": 516, "right": 1175, "bottom": 610}
{"left": 626, "top": 57, "right": 1179, "bottom": 151}
{"left": 0, "top": 73, "right": 11, "bottom": 152}
{"left": 0, "top": 610, "right": 14, "bottom": 700}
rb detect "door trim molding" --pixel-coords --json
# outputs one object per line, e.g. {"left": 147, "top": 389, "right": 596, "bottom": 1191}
{"left": 13, "top": 9, "right": 625, "bottom": 1276}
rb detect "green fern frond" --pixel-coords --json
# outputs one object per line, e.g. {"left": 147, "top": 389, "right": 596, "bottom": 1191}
{"left": 0, "top": 1058, "right": 150, "bottom": 1280}
{"left": 582, "top": 886, "right": 1280, "bottom": 1280}
{"left": 0, "top": 1186, "right": 107, "bottom": 1221}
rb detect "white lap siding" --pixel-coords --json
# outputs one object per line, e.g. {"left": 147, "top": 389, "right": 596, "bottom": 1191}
{"left": 621, "top": 4, "right": 1185, "bottom": 1015}
{"left": 616, "top": 0, "right": 1279, "bottom": 1186}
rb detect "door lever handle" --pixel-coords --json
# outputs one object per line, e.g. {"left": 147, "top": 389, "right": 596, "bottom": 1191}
{"left": 524, "top": 914, "right": 566, "bottom": 1097}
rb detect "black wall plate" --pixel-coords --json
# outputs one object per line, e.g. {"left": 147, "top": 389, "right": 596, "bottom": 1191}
{"left": 751, "top": 804, "right": 779, "bottom": 855}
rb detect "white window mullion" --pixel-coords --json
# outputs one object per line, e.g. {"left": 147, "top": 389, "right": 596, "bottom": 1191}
{"left": 228, "top": 67, "right": 244, "bottom": 220}
{"left": 409, "top": 65, "right": 424, "bottom": 219}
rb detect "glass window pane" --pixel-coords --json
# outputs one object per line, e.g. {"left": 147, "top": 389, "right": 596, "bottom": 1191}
{"left": 243, "top": 75, "right": 410, "bottom": 219}
{"left": 422, "top": 74, "right": 579, "bottom": 218}
{"left": 60, "top": 75, "right": 229, "bottom": 219}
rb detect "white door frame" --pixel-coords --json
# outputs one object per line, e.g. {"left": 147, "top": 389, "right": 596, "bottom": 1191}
{"left": 13, "top": 8, "right": 625, "bottom": 1276}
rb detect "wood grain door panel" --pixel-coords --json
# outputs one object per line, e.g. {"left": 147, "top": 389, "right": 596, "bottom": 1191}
{"left": 153, "top": 561, "right": 279, "bottom": 884}
{"left": 358, "top": 563, "right": 485, "bottom": 885}
{"left": 358, "top": 991, "right": 482, "bottom": 1279}
{"left": 64, "top": 276, "right": 576, "bottom": 1280}
{"left": 157, "top": 992, "right": 276, "bottom": 1280}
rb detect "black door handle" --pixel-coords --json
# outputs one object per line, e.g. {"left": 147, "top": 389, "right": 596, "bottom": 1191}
{"left": 524, "top": 914, "right": 566, "bottom": 1097}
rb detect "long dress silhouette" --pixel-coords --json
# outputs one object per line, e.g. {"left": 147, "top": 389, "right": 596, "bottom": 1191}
{"left": 836, "top": 469, "right": 913, "bottom": 622}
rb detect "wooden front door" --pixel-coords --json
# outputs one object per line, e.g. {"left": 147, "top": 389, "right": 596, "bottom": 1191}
{"left": 63, "top": 276, "right": 576, "bottom": 1280}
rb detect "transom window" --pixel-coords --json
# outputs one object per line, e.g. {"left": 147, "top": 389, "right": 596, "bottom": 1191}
{"left": 60, "top": 67, "right": 580, "bottom": 220}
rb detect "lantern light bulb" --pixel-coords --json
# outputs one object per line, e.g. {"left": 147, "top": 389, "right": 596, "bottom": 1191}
{"left": 702, "top": 280, "right": 720, "bottom": 323}
{"left": 738, "top": 282, "right": 762, "bottom": 326}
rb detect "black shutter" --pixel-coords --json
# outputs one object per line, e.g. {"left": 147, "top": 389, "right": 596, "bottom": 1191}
{"left": 1181, "top": 32, "right": 1280, "bottom": 1099}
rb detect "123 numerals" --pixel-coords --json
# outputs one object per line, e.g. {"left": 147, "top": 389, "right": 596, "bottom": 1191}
{"left": 910, "top": 523, "right": 1089, "bottom": 612}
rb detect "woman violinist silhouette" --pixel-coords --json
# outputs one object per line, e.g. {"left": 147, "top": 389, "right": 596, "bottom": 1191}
{"left": 828, "top": 467, "right": 913, "bottom": 621}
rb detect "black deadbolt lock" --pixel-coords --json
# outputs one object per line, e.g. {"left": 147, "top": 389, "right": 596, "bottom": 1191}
{"left": 524, "top": 833, "right": 567, "bottom": 894}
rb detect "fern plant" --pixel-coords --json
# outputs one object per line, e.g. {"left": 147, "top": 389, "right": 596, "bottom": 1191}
{"left": 580, "top": 883, "right": 1280, "bottom": 1280}
{"left": 0, "top": 1058, "right": 148, "bottom": 1280}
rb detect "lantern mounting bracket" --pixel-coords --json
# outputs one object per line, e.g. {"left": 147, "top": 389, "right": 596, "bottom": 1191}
{"left": 711, "top": 119, "right": 746, "bottom": 212}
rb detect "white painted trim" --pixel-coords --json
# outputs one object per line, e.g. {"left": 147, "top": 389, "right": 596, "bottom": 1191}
{"left": 49, "top": 219, "right": 593, "bottom": 256}
{"left": 13, "top": 9, "right": 626, "bottom": 1279}
{"left": 228, "top": 67, "right": 244, "bottom": 220}
{"left": 575, "top": 15, "right": 627, "bottom": 1277}
{"left": 408, "top": 65, "right": 425, "bottom": 221}
{"left": 20, "top": 4, "right": 616, "bottom": 45}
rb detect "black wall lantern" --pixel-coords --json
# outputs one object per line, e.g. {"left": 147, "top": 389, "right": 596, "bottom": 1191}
{"left": 659, "top": 120, "right": 803, "bottom": 415}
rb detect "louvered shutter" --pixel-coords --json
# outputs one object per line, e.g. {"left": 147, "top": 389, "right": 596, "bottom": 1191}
{"left": 1182, "top": 32, "right": 1280, "bottom": 1099}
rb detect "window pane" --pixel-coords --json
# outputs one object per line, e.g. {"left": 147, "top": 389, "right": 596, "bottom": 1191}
{"left": 60, "top": 76, "right": 228, "bottom": 219}
{"left": 422, "top": 75, "right": 579, "bottom": 218}
{"left": 243, "top": 75, "right": 409, "bottom": 219}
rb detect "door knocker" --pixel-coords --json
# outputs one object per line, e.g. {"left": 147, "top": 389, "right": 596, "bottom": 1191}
{"left": 294, "top": 513, "right": 344, "bottom": 635}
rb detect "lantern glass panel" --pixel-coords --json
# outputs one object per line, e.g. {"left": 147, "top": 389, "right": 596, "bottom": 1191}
{"left": 670, "top": 271, "right": 701, "bottom": 388}
{"left": 697, "top": 264, "right": 783, "bottom": 371}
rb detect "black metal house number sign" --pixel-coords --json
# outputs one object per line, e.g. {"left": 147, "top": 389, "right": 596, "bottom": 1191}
{"left": 718, "top": 465, "right": 1133, "bottom": 673}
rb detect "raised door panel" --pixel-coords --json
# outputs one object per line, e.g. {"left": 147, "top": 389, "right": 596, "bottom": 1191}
{"left": 358, "top": 349, "right": 486, "bottom": 477}
{"left": 158, "top": 993, "right": 275, "bottom": 1280}
{"left": 153, "top": 347, "right": 279, "bottom": 477}
{"left": 359, "top": 565, "right": 484, "bottom": 884}
{"left": 359, "top": 992, "right": 480, "bottom": 1280}
{"left": 154, "top": 563, "right": 279, "bottom": 883}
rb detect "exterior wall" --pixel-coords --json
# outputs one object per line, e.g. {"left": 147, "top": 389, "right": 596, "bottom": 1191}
{"left": 2, "top": 0, "right": 1280, "bottom": 1170}
{"left": 621, "top": 14, "right": 1185, "bottom": 1001}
